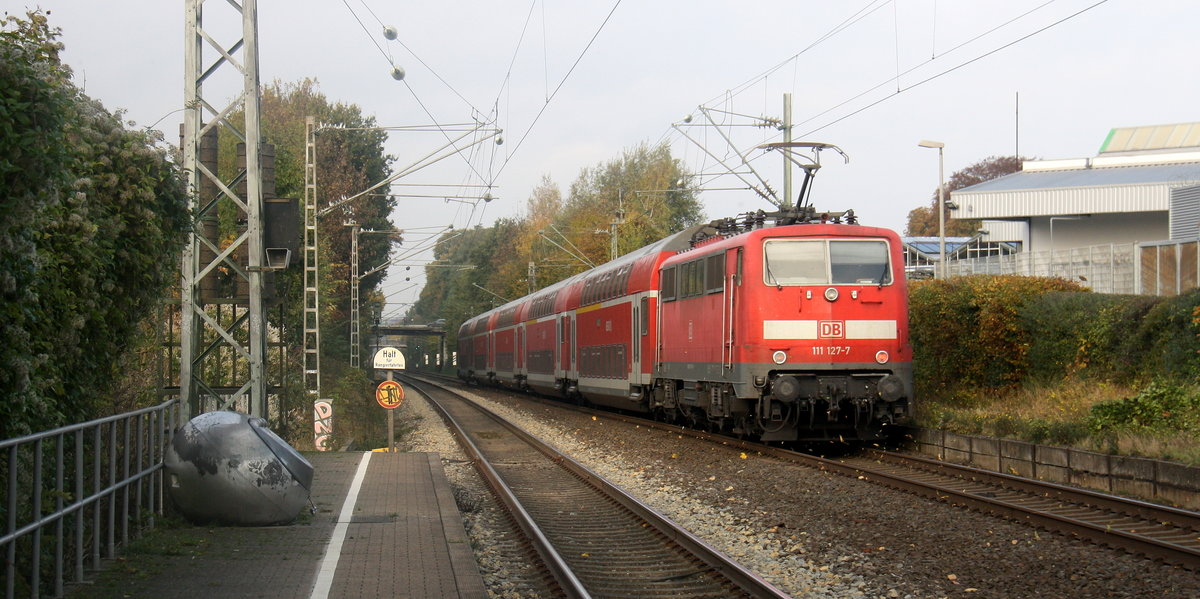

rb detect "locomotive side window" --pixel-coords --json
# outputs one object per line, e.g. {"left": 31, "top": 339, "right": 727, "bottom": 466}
{"left": 705, "top": 253, "right": 725, "bottom": 294}
{"left": 764, "top": 240, "right": 825, "bottom": 285}
{"left": 830, "top": 240, "right": 891, "bottom": 285}
{"left": 763, "top": 240, "right": 892, "bottom": 286}
{"left": 661, "top": 266, "right": 677, "bottom": 301}
{"left": 683, "top": 260, "right": 703, "bottom": 298}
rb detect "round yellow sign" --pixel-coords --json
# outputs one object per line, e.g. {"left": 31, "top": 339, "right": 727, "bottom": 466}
{"left": 375, "top": 380, "right": 405, "bottom": 409}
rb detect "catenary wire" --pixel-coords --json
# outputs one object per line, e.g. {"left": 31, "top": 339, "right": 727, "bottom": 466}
{"left": 494, "top": 0, "right": 624, "bottom": 179}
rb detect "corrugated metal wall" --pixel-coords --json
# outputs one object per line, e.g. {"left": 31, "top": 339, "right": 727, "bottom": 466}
{"left": 1169, "top": 184, "right": 1200, "bottom": 240}
{"left": 955, "top": 184, "right": 1172, "bottom": 219}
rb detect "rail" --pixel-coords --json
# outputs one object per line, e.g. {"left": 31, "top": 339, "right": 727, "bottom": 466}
{"left": 405, "top": 375, "right": 791, "bottom": 598}
{"left": 0, "top": 399, "right": 179, "bottom": 599}
{"left": 428, "top": 374, "right": 1200, "bottom": 569}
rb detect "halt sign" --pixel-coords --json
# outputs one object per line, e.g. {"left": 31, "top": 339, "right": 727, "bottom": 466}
{"left": 376, "top": 380, "right": 405, "bottom": 409}
{"left": 374, "top": 346, "right": 406, "bottom": 370}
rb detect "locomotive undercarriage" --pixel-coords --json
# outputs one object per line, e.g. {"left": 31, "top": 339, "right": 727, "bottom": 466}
{"left": 651, "top": 362, "right": 911, "bottom": 442}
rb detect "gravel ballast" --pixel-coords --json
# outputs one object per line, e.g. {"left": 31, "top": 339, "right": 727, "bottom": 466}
{"left": 403, "top": 380, "right": 1199, "bottom": 598}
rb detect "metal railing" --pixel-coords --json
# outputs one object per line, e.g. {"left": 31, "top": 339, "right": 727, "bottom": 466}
{"left": 1, "top": 400, "right": 178, "bottom": 599}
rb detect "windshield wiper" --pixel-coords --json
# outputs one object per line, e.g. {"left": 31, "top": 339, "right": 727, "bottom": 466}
{"left": 764, "top": 254, "right": 782, "bottom": 290}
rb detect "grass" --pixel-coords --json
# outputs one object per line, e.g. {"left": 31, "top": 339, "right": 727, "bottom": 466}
{"left": 916, "top": 377, "right": 1200, "bottom": 466}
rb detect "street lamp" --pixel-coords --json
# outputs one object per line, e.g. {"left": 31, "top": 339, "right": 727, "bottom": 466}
{"left": 918, "top": 140, "right": 946, "bottom": 278}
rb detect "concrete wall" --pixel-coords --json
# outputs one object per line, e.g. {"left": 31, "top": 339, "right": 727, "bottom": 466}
{"left": 911, "top": 428, "right": 1200, "bottom": 510}
{"left": 1028, "top": 211, "right": 1168, "bottom": 252}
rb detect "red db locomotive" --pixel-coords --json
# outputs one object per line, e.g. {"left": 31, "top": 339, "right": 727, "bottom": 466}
{"left": 458, "top": 207, "right": 912, "bottom": 441}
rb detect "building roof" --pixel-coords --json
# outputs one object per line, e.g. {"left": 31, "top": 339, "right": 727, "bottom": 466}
{"left": 1100, "top": 122, "right": 1200, "bottom": 154}
{"left": 959, "top": 161, "right": 1200, "bottom": 194}
{"left": 903, "top": 237, "right": 973, "bottom": 257}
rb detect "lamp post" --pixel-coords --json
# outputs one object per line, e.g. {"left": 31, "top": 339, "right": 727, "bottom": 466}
{"left": 918, "top": 140, "right": 946, "bottom": 278}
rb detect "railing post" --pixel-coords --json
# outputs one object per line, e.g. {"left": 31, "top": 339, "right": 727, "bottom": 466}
{"left": 136, "top": 414, "right": 144, "bottom": 532}
{"left": 74, "top": 430, "right": 83, "bottom": 583}
{"left": 121, "top": 417, "right": 130, "bottom": 547}
{"left": 32, "top": 439, "right": 42, "bottom": 598}
{"left": 107, "top": 422, "right": 115, "bottom": 559}
{"left": 54, "top": 435, "right": 64, "bottom": 597}
{"left": 91, "top": 426, "right": 100, "bottom": 570}
{"left": 7, "top": 446, "right": 17, "bottom": 599}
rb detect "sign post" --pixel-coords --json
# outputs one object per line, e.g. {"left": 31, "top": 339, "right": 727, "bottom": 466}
{"left": 375, "top": 378, "right": 404, "bottom": 451}
{"left": 373, "top": 347, "right": 407, "bottom": 452}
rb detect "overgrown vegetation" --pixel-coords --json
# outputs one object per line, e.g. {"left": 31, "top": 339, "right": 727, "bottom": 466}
{"left": 911, "top": 277, "right": 1200, "bottom": 464}
{"left": 0, "top": 12, "right": 189, "bottom": 436}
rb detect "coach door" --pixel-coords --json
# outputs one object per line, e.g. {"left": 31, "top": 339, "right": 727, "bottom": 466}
{"left": 557, "top": 314, "right": 572, "bottom": 375}
{"left": 631, "top": 297, "right": 646, "bottom": 383}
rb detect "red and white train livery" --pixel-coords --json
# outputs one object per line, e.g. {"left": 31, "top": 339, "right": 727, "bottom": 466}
{"left": 457, "top": 211, "right": 912, "bottom": 441}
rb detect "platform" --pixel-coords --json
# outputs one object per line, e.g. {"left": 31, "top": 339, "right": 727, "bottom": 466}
{"left": 76, "top": 452, "right": 486, "bottom": 599}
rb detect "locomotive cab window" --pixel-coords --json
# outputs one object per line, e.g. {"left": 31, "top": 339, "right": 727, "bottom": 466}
{"left": 830, "top": 240, "right": 891, "bottom": 285}
{"left": 763, "top": 239, "right": 891, "bottom": 286}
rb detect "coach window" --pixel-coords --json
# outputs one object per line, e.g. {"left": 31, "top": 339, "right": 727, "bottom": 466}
{"left": 830, "top": 240, "right": 891, "bottom": 285}
{"left": 705, "top": 253, "right": 725, "bottom": 294}
{"left": 661, "top": 266, "right": 677, "bottom": 301}
{"left": 639, "top": 296, "right": 649, "bottom": 335}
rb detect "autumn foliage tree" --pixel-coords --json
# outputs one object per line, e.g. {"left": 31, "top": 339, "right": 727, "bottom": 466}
{"left": 406, "top": 142, "right": 704, "bottom": 349}
{"left": 218, "top": 79, "right": 395, "bottom": 372}
{"left": 905, "top": 155, "right": 1026, "bottom": 236}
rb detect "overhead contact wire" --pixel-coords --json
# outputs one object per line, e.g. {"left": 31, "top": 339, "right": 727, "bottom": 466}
{"left": 496, "top": 0, "right": 624, "bottom": 178}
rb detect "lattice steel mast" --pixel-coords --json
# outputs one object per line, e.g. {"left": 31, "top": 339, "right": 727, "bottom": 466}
{"left": 180, "top": 0, "right": 267, "bottom": 423}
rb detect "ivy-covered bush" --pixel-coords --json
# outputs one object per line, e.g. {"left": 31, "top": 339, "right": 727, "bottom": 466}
{"left": 1088, "top": 379, "right": 1200, "bottom": 435}
{"left": 909, "top": 275, "right": 1087, "bottom": 403}
{"left": 1021, "top": 289, "right": 1200, "bottom": 383}
{"left": 0, "top": 12, "right": 190, "bottom": 435}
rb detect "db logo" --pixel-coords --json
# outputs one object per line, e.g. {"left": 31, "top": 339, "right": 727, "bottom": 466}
{"left": 819, "top": 321, "right": 845, "bottom": 338}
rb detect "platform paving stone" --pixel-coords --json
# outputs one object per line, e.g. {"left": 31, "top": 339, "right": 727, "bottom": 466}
{"left": 68, "top": 452, "right": 484, "bottom": 599}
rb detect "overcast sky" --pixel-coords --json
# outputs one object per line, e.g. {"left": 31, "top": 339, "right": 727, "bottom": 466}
{"left": 15, "top": 0, "right": 1200, "bottom": 316}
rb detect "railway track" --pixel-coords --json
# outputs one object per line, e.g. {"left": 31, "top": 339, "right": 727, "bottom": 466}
{"left": 832, "top": 449, "right": 1200, "bottom": 569}
{"left": 399, "top": 375, "right": 792, "bottom": 599}
{"left": 413, "top": 372, "right": 1200, "bottom": 570}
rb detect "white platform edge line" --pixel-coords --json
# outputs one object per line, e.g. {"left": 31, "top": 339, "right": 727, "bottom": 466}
{"left": 310, "top": 451, "right": 373, "bottom": 599}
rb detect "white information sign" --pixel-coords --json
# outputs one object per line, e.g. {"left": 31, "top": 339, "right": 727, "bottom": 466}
{"left": 373, "top": 346, "right": 407, "bottom": 370}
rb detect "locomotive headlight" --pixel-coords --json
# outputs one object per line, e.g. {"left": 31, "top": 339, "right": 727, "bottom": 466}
{"left": 824, "top": 287, "right": 839, "bottom": 302}
{"left": 875, "top": 350, "right": 890, "bottom": 364}
{"left": 772, "top": 350, "right": 787, "bottom": 364}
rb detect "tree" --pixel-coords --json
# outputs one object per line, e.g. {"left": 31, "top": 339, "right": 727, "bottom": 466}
{"left": 0, "top": 12, "right": 190, "bottom": 434}
{"left": 555, "top": 142, "right": 703, "bottom": 267}
{"left": 405, "top": 142, "right": 703, "bottom": 352}
{"left": 905, "top": 155, "right": 1026, "bottom": 236}
{"left": 218, "top": 79, "right": 395, "bottom": 368}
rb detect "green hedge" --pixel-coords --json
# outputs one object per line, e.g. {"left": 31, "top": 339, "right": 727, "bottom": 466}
{"left": 909, "top": 275, "right": 1086, "bottom": 402}
{"left": 910, "top": 276, "right": 1200, "bottom": 403}
{"left": 1, "top": 13, "right": 189, "bottom": 435}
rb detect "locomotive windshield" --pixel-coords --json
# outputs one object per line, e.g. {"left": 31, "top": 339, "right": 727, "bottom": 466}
{"left": 763, "top": 239, "right": 892, "bottom": 286}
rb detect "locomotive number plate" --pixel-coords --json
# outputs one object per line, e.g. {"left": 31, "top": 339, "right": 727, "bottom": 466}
{"left": 811, "top": 346, "right": 852, "bottom": 356}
